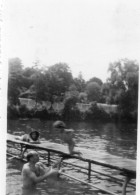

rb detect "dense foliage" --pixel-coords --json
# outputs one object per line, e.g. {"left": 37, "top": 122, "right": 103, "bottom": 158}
{"left": 8, "top": 58, "right": 139, "bottom": 122}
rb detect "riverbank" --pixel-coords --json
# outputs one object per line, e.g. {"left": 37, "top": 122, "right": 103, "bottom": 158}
{"left": 7, "top": 102, "right": 137, "bottom": 123}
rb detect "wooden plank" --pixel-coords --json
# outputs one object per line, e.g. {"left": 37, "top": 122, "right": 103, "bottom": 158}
{"left": 7, "top": 134, "right": 136, "bottom": 175}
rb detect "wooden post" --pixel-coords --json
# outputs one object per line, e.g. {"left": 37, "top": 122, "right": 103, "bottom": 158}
{"left": 88, "top": 162, "right": 91, "bottom": 180}
{"left": 48, "top": 151, "right": 50, "bottom": 165}
{"left": 20, "top": 144, "right": 23, "bottom": 152}
{"left": 122, "top": 176, "right": 131, "bottom": 195}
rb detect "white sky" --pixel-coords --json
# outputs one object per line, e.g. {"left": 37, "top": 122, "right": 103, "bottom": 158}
{"left": 3, "top": 0, "right": 140, "bottom": 81}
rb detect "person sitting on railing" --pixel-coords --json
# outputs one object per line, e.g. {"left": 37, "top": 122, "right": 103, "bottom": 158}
{"left": 53, "top": 120, "right": 81, "bottom": 157}
{"left": 22, "top": 151, "right": 62, "bottom": 193}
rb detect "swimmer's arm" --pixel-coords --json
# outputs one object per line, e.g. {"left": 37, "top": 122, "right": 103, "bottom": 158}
{"left": 36, "top": 162, "right": 46, "bottom": 169}
{"left": 28, "top": 137, "right": 41, "bottom": 144}
{"left": 15, "top": 134, "right": 30, "bottom": 142}
{"left": 28, "top": 171, "right": 48, "bottom": 183}
{"left": 26, "top": 168, "right": 58, "bottom": 183}
{"left": 15, "top": 135, "right": 40, "bottom": 144}
{"left": 15, "top": 135, "right": 29, "bottom": 142}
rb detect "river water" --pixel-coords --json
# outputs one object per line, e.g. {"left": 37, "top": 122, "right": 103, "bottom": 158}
{"left": 6, "top": 119, "right": 137, "bottom": 195}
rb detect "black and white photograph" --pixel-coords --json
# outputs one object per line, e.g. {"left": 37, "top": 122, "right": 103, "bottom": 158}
{"left": 1, "top": 0, "right": 140, "bottom": 195}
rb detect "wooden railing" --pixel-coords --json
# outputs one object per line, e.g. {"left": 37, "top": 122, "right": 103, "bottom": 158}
{"left": 7, "top": 138, "right": 136, "bottom": 195}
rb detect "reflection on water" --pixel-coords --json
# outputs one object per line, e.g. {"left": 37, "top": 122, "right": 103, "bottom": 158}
{"left": 6, "top": 160, "right": 23, "bottom": 195}
{"left": 7, "top": 119, "right": 137, "bottom": 195}
{"left": 22, "top": 188, "right": 42, "bottom": 195}
{"left": 7, "top": 119, "right": 137, "bottom": 159}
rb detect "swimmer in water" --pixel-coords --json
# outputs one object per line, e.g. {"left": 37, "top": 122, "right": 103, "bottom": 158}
{"left": 15, "top": 129, "right": 40, "bottom": 143}
{"left": 22, "top": 151, "right": 61, "bottom": 190}
{"left": 15, "top": 129, "right": 41, "bottom": 158}
{"left": 53, "top": 121, "right": 81, "bottom": 156}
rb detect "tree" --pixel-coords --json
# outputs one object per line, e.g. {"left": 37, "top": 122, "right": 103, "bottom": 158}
{"left": 86, "top": 81, "right": 101, "bottom": 102}
{"left": 87, "top": 77, "right": 103, "bottom": 86}
{"left": 107, "top": 59, "right": 139, "bottom": 120}
{"left": 101, "top": 82, "right": 111, "bottom": 103}
{"left": 78, "top": 92, "right": 88, "bottom": 103}
{"left": 26, "top": 65, "right": 51, "bottom": 102}
{"left": 74, "top": 72, "right": 86, "bottom": 92}
{"left": 46, "top": 63, "right": 73, "bottom": 100}
{"left": 8, "top": 58, "right": 24, "bottom": 104}
{"left": 8, "top": 58, "right": 23, "bottom": 75}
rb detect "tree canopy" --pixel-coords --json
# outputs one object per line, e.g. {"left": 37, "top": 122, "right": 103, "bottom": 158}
{"left": 107, "top": 59, "right": 139, "bottom": 119}
{"left": 8, "top": 57, "right": 139, "bottom": 121}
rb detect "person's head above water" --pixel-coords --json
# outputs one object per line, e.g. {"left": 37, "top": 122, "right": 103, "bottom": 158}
{"left": 53, "top": 121, "right": 66, "bottom": 134}
{"left": 29, "top": 130, "right": 40, "bottom": 141}
{"left": 53, "top": 121, "right": 66, "bottom": 129}
{"left": 26, "top": 151, "right": 39, "bottom": 162}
